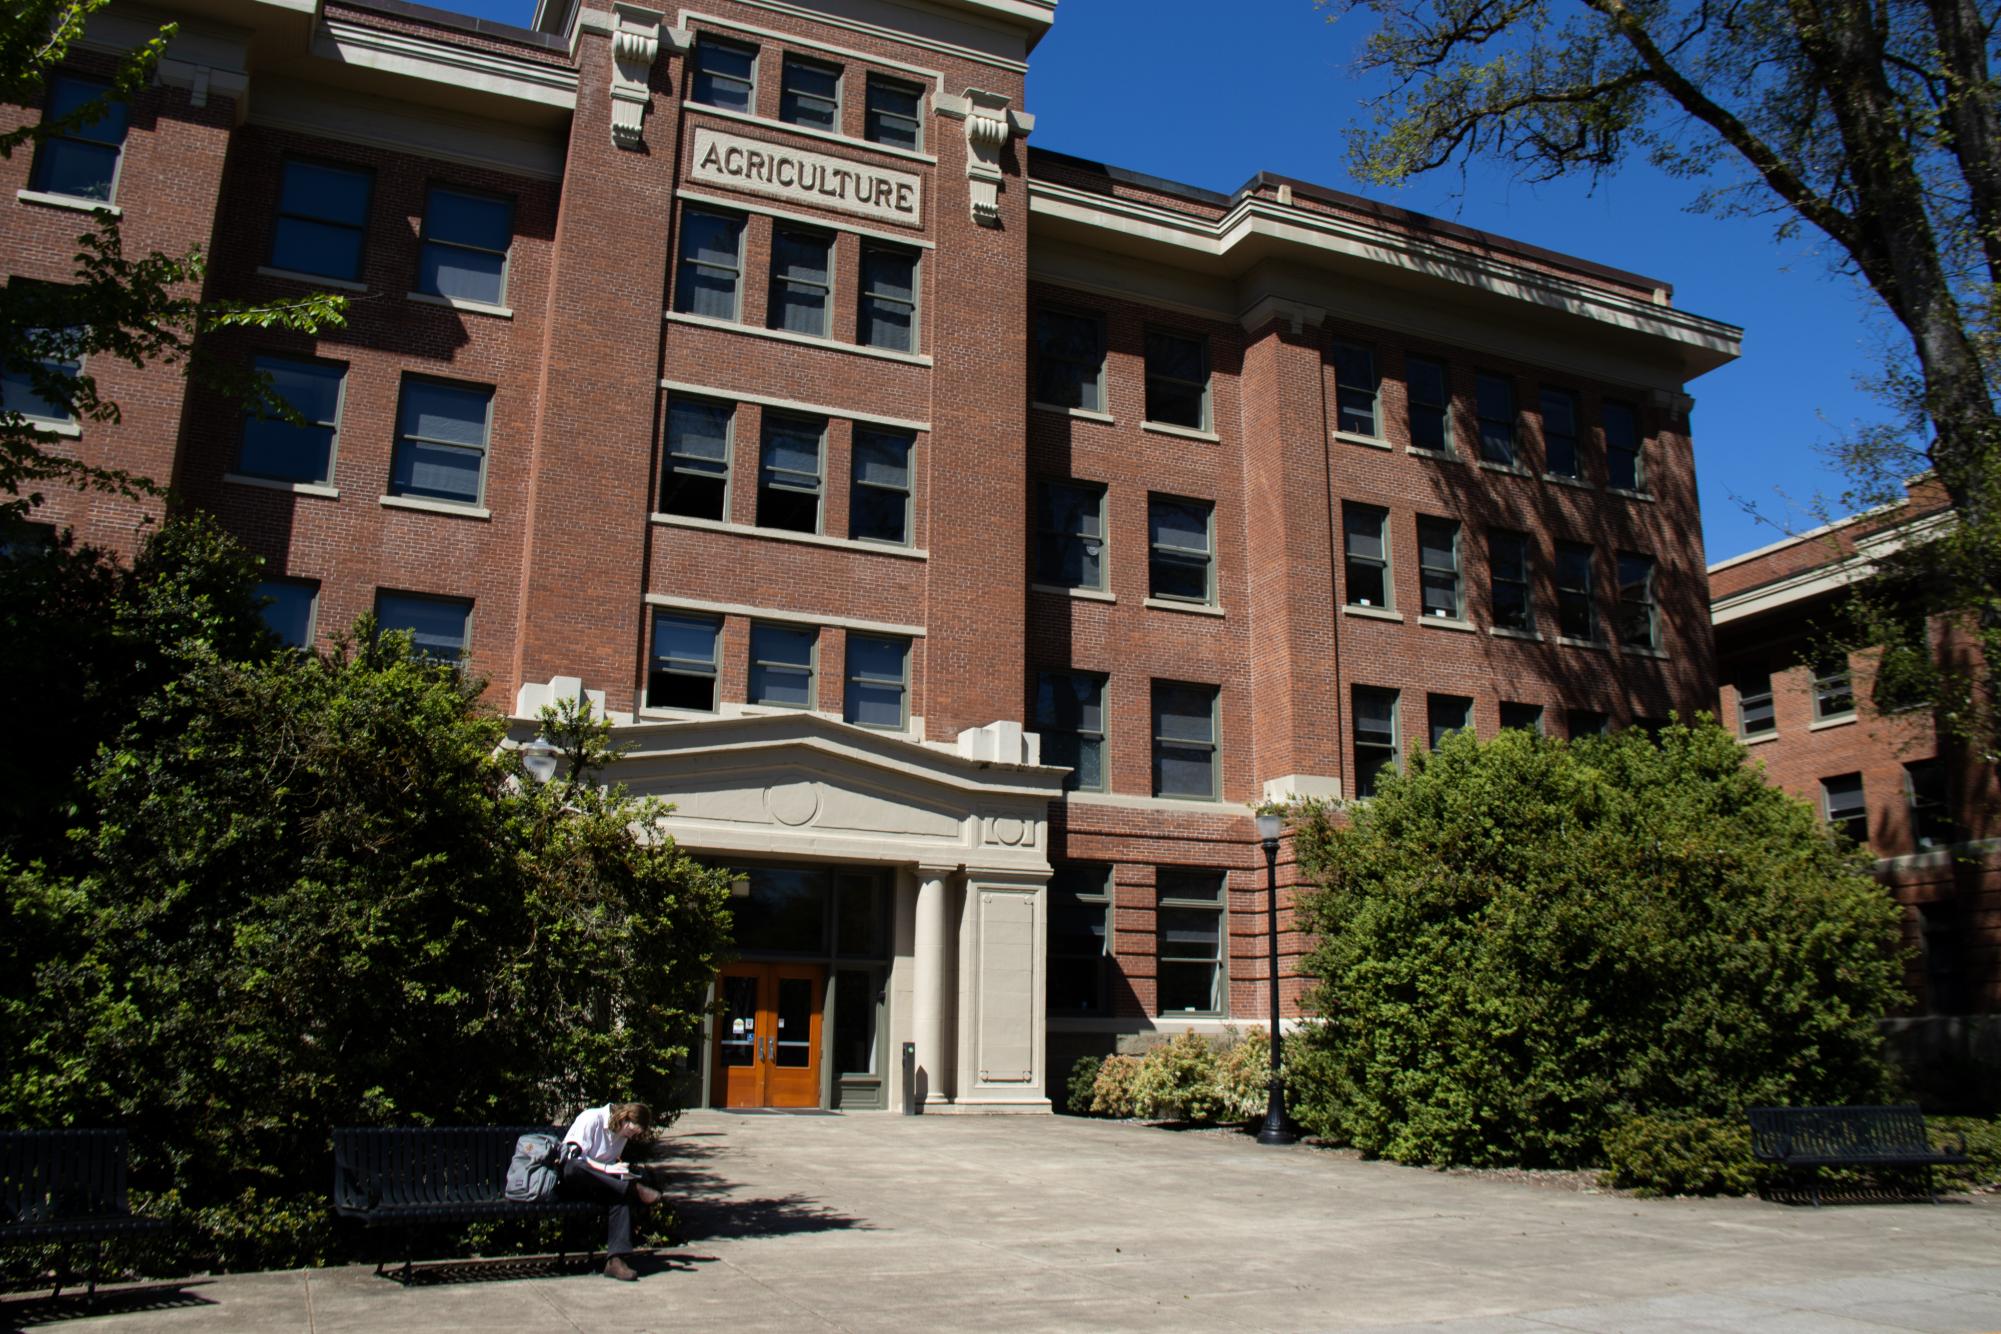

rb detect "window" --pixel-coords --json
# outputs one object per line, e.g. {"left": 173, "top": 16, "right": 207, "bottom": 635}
{"left": 1049, "top": 864, "right": 1111, "bottom": 1015}
{"left": 1033, "top": 309, "right": 1105, "bottom": 412}
{"left": 661, "top": 397, "right": 732, "bottom": 520}
{"left": 1036, "top": 671, "right": 1106, "bottom": 792}
{"left": 1417, "top": 516, "right": 1461, "bottom": 620}
{"left": 864, "top": 75, "right": 923, "bottom": 149}
{"left": 1555, "top": 541, "right": 1596, "bottom": 641}
{"left": 376, "top": 591, "right": 471, "bottom": 664}
{"left": 1906, "top": 759, "right": 1953, "bottom": 849}
{"left": 1736, "top": 671, "right": 1776, "bottom": 736}
{"left": 1152, "top": 681, "right": 1219, "bottom": 800}
{"left": 1148, "top": 494, "right": 1213, "bottom": 604}
{"left": 1540, "top": 387, "right": 1580, "bottom": 479}
{"left": 758, "top": 413, "right": 823, "bottom": 532}
{"left": 768, "top": 228, "right": 833, "bottom": 336}
{"left": 389, "top": 379, "right": 491, "bottom": 507}
{"left": 269, "top": 160, "right": 372, "bottom": 283}
{"left": 255, "top": 580, "right": 318, "bottom": 649}
{"left": 1157, "top": 869, "right": 1225, "bottom": 1014}
{"left": 237, "top": 356, "right": 342, "bottom": 486}
{"left": 1499, "top": 701, "right": 1543, "bottom": 733}
{"left": 1604, "top": 401, "right": 1643, "bottom": 491}
{"left": 779, "top": 55, "right": 840, "bottom": 130}
{"left": 1823, "top": 773, "right": 1868, "bottom": 844}
{"left": 675, "top": 208, "right": 745, "bottom": 319}
{"left": 691, "top": 36, "right": 755, "bottom": 111}
{"left": 1489, "top": 529, "right": 1533, "bottom": 632}
{"left": 1428, "top": 694, "right": 1472, "bottom": 748}
{"left": 1342, "top": 503, "right": 1390, "bottom": 609}
{"left": 647, "top": 611, "right": 720, "bottom": 711}
{"left": 749, "top": 622, "right": 816, "bottom": 708}
{"left": 1567, "top": 709, "right": 1609, "bottom": 738}
{"left": 1813, "top": 656, "right": 1855, "bottom": 720}
{"left": 1617, "top": 553, "right": 1658, "bottom": 650}
{"left": 30, "top": 73, "right": 125, "bottom": 202}
{"left": 1144, "top": 329, "right": 1208, "bottom": 429}
{"left": 858, "top": 245, "right": 917, "bottom": 352}
{"left": 1036, "top": 479, "right": 1106, "bottom": 590}
{"left": 1332, "top": 343, "right": 1378, "bottom": 437}
{"left": 416, "top": 186, "right": 512, "bottom": 306}
{"left": 1475, "top": 372, "right": 1517, "bottom": 466}
{"left": 1, "top": 293, "right": 80, "bottom": 427}
{"left": 1352, "top": 687, "right": 1399, "bottom": 798}
{"left": 843, "top": 634, "right": 908, "bottom": 729}
{"left": 849, "top": 427, "right": 912, "bottom": 544}
{"left": 1406, "top": 355, "right": 1451, "bottom": 453}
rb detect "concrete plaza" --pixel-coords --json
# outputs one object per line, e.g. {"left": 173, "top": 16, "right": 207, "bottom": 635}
{"left": 5, "top": 1109, "right": 1999, "bottom": 1332}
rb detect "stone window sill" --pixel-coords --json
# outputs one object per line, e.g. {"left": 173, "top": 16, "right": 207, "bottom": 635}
{"left": 683, "top": 101, "right": 939, "bottom": 165}
{"left": 1336, "top": 430, "right": 1392, "bottom": 451}
{"left": 1343, "top": 604, "right": 1403, "bottom": 622}
{"left": 1419, "top": 614, "right": 1475, "bottom": 633}
{"left": 1144, "top": 596, "right": 1224, "bottom": 618}
{"left": 257, "top": 265, "right": 368, "bottom": 294}
{"left": 1619, "top": 644, "right": 1670, "bottom": 660}
{"left": 1608, "top": 487, "right": 1657, "bottom": 502}
{"left": 1032, "top": 401, "right": 1113, "bottom": 425}
{"left": 1809, "top": 713, "right": 1858, "bottom": 732}
{"left": 20, "top": 416, "right": 81, "bottom": 438}
{"left": 1032, "top": 581, "right": 1115, "bottom": 603}
{"left": 1476, "top": 460, "right": 1532, "bottom": 477}
{"left": 408, "top": 290, "right": 513, "bottom": 319}
{"left": 1544, "top": 474, "right": 1593, "bottom": 490}
{"left": 17, "top": 189, "right": 119, "bottom": 216}
{"left": 1406, "top": 446, "right": 1458, "bottom": 462}
{"left": 225, "top": 472, "right": 338, "bottom": 498}
{"left": 380, "top": 494, "right": 491, "bottom": 520}
{"left": 1741, "top": 730, "right": 1779, "bottom": 746}
{"left": 1557, "top": 635, "right": 1608, "bottom": 652}
{"left": 1489, "top": 626, "right": 1542, "bottom": 642}
{"left": 652, "top": 512, "right": 928, "bottom": 560}
{"left": 1142, "top": 420, "right": 1220, "bottom": 443}
{"left": 665, "top": 311, "right": 931, "bottom": 365}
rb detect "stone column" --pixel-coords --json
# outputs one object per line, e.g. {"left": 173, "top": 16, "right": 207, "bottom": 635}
{"left": 911, "top": 865, "right": 957, "bottom": 1108}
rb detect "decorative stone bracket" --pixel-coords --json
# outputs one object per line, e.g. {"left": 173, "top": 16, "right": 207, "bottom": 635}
{"left": 936, "top": 88, "right": 1034, "bottom": 228}
{"left": 607, "top": 2, "right": 668, "bottom": 150}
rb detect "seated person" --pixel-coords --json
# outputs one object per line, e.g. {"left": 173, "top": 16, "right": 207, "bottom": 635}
{"left": 560, "top": 1100, "right": 663, "bottom": 1281}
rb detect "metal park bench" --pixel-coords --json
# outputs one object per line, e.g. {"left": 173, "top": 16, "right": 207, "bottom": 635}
{"left": 331, "top": 1125, "right": 606, "bottom": 1280}
{"left": 0, "top": 1129, "right": 171, "bottom": 1301}
{"left": 1747, "top": 1104, "right": 1969, "bottom": 1206}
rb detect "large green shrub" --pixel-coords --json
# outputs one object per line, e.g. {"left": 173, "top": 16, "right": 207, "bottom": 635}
{"left": 1089, "top": 1055, "right": 1143, "bottom": 1118}
{"left": 1293, "top": 721, "right": 1907, "bottom": 1168}
{"left": 1130, "top": 1031, "right": 1223, "bottom": 1121}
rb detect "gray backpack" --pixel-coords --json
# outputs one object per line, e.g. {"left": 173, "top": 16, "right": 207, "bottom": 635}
{"left": 504, "top": 1132, "right": 562, "bottom": 1203}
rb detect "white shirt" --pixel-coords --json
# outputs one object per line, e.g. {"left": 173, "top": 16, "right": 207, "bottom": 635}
{"left": 562, "top": 1104, "right": 629, "bottom": 1167}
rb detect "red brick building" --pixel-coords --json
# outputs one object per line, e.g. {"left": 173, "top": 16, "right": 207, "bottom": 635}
{"left": 1710, "top": 484, "right": 2000, "bottom": 1107}
{"left": 3, "top": 0, "right": 1738, "bottom": 1111}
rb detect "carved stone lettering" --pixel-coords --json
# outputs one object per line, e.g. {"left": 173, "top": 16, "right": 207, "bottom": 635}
{"left": 689, "top": 128, "right": 922, "bottom": 227}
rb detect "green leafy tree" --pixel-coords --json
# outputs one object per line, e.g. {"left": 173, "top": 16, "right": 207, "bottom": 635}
{"left": 1291, "top": 722, "right": 1907, "bottom": 1168}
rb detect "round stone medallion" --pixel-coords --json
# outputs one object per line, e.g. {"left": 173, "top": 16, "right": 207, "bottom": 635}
{"left": 767, "top": 781, "right": 820, "bottom": 827}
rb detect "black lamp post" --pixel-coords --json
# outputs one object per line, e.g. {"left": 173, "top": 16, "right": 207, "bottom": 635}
{"left": 1254, "top": 809, "right": 1296, "bottom": 1145}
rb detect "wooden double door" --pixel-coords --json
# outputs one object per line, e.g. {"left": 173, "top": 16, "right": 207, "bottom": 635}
{"left": 713, "top": 963, "right": 825, "bottom": 1108}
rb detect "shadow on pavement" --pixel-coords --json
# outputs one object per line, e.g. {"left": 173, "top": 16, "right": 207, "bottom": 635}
{"left": 0, "top": 1281, "right": 216, "bottom": 1330}
{"left": 650, "top": 1134, "right": 872, "bottom": 1244}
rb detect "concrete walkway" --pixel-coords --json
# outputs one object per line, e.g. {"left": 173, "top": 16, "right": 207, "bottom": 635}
{"left": 5, "top": 1110, "right": 1999, "bottom": 1332}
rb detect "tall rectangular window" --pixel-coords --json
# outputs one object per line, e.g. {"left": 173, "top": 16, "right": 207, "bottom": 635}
{"left": 1033, "top": 309, "right": 1105, "bottom": 412}
{"left": 864, "top": 75, "right": 923, "bottom": 149}
{"left": 1823, "top": 773, "right": 1868, "bottom": 845}
{"left": 1736, "top": 670, "right": 1776, "bottom": 736}
{"left": 237, "top": 356, "right": 343, "bottom": 486}
{"left": 389, "top": 378, "right": 492, "bottom": 507}
{"left": 858, "top": 245, "right": 917, "bottom": 352}
{"left": 415, "top": 186, "right": 512, "bottom": 307}
{"left": 1604, "top": 401, "right": 1643, "bottom": 491}
{"left": 1048, "top": 864, "right": 1111, "bottom": 1015}
{"left": 1555, "top": 541, "right": 1596, "bottom": 641}
{"left": 691, "top": 36, "right": 755, "bottom": 111}
{"left": 1333, "top": 343, "right": 1378, "bottom": 437}
{"left": 1148, "top": 494, "right": 1213, "bottom": 604}
{"left": 1499, "top": 701, "right": 1543, "bottom": 733}
{"left": 30, "top": 73, "right": 125, "bottom": 202}
{"left": 1489, "top": 529, "right": 1533, "bottom": 632}
{"left": 376, "top": 591, "right": 471, "bottom": 664}
{"left": 1144, "top": 329, "right": 1208, "bottom": 429}
{"left": 1353, "top": 687, "right": 1399, "bottom": 798}
{"left": 255, "top": 579, "right": 318, "bottom": 649}
{"left": 0, "top": 291, "right": 79, "bottom": 427}
{"left": 647, "top": 611, "right": 720, "bottom": 711}
{"left": 1567, "top": 708, "right": 1609, "bottom": 738}
{"left": 1406, "top": 355, "right": 1451, "bottom": 453}
{"left": 1342, "top": 503, "right": 1390, "bottom": 609}
{"left": 1427, "top": 693, "right": 1473, "bottom": 748}
{"left": 269, "top": 160, "right": 373, "bottom": 283}
{"left": 1475, "top": 372, "right": 1517, "bottom": 466}
{"left": 675, "top": 208, "right": 745, "bottom": 320}
{"left": 1906, "top": 759, "right": 1952, "bottom": 849}
{"left": 768, "top": 228, "right": 833, "bottom": 336}
{"left": 850, "top": 427, "right": 912, "bottom": 544}
{"left": 758, "top": 413, "right": 823, "bottom": 532}
{"left": 1156, "top": 869, "right": 1224, "bottom": 1014}
{"left": 661, "top": 397, "right": 732, "bottom": 520}
{"left": 1152, "top": 681, "right": 1219, "bottom": 800}
{"left": 1617, "top": 552, "right": 1658, "bottom": 650}
{"left": 1036, "top": 671, "right": 1106, "bottom": 792}
{"left": 779, "top": 55, "right": 840, "bottom": 130}
{"left": 749, "top": 622, "right": 816, "bottom": 708}
{"left": 1036, "top": 479, "right": 1106, "bottom": 590}
{"left": 843, "top": 634, "right": 908, "bottom": 729}
{"left": 1417, "top": 516, "right": 1461, "bottom": 620}
{"left": 1813, "top": 656, "right": 1855, "bottom": 720}
{"left": 1540, "top": 387, "right": 1580, "bottom": 479}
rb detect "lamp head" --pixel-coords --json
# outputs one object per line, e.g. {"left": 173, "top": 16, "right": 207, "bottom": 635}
{"left": 1254, "top": 810, "right": 1283, "bottom": 844}
{"left": 518, "top": 734, "right": 561, "bottom": 785}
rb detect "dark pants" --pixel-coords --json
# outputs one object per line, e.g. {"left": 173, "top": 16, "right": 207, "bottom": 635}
{"left": 559, "top": 1156, "right": 639, "bottom": 1256}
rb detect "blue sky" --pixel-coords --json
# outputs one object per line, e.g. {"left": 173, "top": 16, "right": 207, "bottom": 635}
{"left": 445, "top": 0, "right": 1892, "bottom": 562}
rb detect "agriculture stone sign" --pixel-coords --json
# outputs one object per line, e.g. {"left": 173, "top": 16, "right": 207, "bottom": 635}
{"left": 690, "top": 127, "right": 922, "bottom": 228}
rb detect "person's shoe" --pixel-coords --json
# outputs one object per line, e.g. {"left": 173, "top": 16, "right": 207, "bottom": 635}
{"left": 603, "top": 1255, "right": 638, "bottom": 1282}
{"left": 633, "top": 1183, "right": 663, "bottom": 1207}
